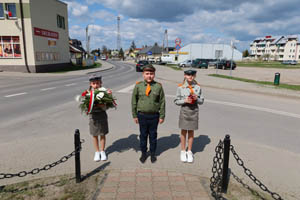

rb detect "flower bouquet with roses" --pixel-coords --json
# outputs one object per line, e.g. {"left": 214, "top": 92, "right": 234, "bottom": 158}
{"left": 76, "top": 87, "right": 117, "bottom": 114}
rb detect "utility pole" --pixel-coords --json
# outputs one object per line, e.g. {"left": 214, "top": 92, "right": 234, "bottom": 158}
{"left": 86, "top": 25, "right": 89, "bottom": 58}
{"left": 230, "top": 40, "right": 234, "bottom": 76}
{"left": 117, "top": 16, "right": 121, "bottom": 51}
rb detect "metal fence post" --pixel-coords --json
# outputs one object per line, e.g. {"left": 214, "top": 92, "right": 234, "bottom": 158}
{"left": 74, "top": 129, "right": 81, "bottom": 183}
{"left": 221, "top": 134, "right": 231, "bottom": 193}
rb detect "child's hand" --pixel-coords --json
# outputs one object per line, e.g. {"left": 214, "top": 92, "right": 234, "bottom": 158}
{"left": 107, "top": 89, "right": 112, "bottom": 94}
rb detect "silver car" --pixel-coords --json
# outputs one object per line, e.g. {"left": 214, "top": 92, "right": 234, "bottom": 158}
{"left": 178, "top": 59, "right": 193, "bottom": 68}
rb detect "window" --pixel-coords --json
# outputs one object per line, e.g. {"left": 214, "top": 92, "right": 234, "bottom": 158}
{"left": 57, "top": 15, "right": 65, "bottom": 29}
{"left": 0, "top": 36, "right": 21, "bottom": 58}
{"left": 0, "top": 4, "right": 4, "bottom": 19}
{"left": 5, "top": 3, "right": 17, "bottom": 19}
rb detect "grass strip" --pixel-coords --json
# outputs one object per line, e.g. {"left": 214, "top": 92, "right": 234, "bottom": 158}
{"left": 209, "top": 74, "right": 300, "bottom": 91}
{"left": 236, "top": 62, "right": 300, "bottom": 69}
{"left": 50, "top": 62, "right": 102, "bottom": 73}
{"left": 166, "top": 64, "right": 182, "bottom": 71}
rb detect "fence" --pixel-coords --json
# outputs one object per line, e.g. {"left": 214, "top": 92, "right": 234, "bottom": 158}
{"left": 210, "top": 134, "right": 284, "bottom": 200}
{"left": 0, "top": 129, "right": 84, "bottom": 184}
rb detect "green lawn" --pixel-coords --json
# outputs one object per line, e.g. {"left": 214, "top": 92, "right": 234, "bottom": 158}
{"left": 236, "top": 61, "right": 300, "bottom": 69}
{"left": 209, "top": 74, "right": 300, "bottom": 91}
{"left": 166, "top": 64, "right": 182, "bottom": 71}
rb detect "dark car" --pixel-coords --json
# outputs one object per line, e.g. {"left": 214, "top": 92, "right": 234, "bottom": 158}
{"left": 215, "top": 60, "right": 236, "bottom": 70}
{"left": 136, "top": 60, "right": 150, "bottom": 72}
{"left": 191, "top": 59, "right": 208, "bottom": 68}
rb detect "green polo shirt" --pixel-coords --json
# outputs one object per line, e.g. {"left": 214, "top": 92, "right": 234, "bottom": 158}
{"left": 131, "top": 80, "right": 165, "bottom": 119}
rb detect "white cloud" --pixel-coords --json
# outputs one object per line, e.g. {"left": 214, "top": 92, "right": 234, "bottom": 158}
{"left": 65, "top": 1, "right": 89, "bottom": 17}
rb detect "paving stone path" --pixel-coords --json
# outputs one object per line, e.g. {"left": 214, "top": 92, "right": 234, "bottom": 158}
{"left": 95, "top": 168, "right": 211, "bottom": 200}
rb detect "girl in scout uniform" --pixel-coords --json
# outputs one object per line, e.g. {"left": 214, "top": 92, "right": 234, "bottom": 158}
{"left": 174, "top": 69, "right": 204, "bottom": 163}
{"left": 88, "top": 74, "right": 110, "bottom": 162}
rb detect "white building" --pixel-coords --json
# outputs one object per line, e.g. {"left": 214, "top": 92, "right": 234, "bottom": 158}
{"left": 0, "top": 0, "right": 70, "bottom": 72}
{"left": 167, "top": 43, "right": 242, "bottom": 64}
{"left": 250, "top": 35, "right": 300, "bottom": 61}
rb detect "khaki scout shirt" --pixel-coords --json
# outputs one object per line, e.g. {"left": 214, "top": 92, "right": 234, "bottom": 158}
{"left": 131, "top": 80, "right": 166, "bottom": 119}
{"left": 174, "top": 81, "right": 204, "bottom": 106}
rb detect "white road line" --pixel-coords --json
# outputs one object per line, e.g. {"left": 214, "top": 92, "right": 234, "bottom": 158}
{"left": 166, "top": 94, "right": 300, "bottom": 119}
{"left": 117, "top": 84, "right": 136, "bottom": 93}
{"left": 4, "top": 92, "right": 27, "bottom": 98}
{"left": 65, "top": 83, "right": 77, "bottom": 87}
{"left": 41, "top": 87, "right": 56, "bottom": 91}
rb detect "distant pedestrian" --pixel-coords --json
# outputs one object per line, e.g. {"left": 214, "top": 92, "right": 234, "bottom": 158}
{"left": 174, "top": 69, "right": 204, "bottom": 163}
{"left": 87, "top": 74, "right": 111, "bottom": 162}
{"left": 131, "top": 65, "right": 166, "bottom": 163}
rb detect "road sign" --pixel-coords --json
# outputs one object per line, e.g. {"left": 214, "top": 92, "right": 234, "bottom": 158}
{"left": 175, "top": 44, "right": 181, "bottom": 50}
{"left": 175, "top": 38, "right": 181, "bottom": 45}
{"left": 147, "top": 51, "right": 152, "bottom": 55}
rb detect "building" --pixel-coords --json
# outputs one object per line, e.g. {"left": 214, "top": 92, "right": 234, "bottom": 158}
{"left": 167, "top": 43, "right": 242, "bottom": 64}
{"left": 138, "top": 44, "right": 163, "bottom": 62}
{"left": 250, "top": 35, "right": 300, "bottom": 61}
{"left": 69, "top": 39, "right": 86, "bottom": 66}
{"left": 0, "top": 0, "right": 70, "bottom": 72}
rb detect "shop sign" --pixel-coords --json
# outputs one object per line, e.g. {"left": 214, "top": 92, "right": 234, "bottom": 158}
{"left": 34, "top": 27, "right": 59, "bottom": 39}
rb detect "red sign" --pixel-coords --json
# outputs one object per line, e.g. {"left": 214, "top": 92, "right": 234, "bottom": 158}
{"left": 265, "top": 35, "right": 272, "bottom": 38}
{"left": 175, "top": 38, "right": 181, "bottom": 45}
{"left": 34, "top": 27, "right": 59, "bottom": 39}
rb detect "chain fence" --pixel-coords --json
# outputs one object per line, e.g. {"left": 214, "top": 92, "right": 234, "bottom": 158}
{"left": 210, "top": 135, "right": 284, "bottom": 200}
{"left": 0, "top": 139, "right": 84, "bottom": 180}
{"left": 210, "top": 140, "right": 224, "bottom": 200}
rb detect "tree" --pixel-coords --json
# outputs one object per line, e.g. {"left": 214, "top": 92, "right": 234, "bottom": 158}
{"left": 242, "top": 50, "right": 249, "bottom": 58}
{"left": 130, "top": 41, "right": 136, "bottom": 52}
{"left": 119, "top": 48, "right": 124, "bottom": 58}
{"left": 102, "top": 45, "right": 108, "bottom": 55}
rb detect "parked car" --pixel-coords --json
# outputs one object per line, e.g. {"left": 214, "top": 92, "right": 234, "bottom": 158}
{"left": 191, "top": 59, "right": 208, "bottom": 68}
{"left": 178, "top": 59, "right": 193, "bottom": 68}
{"left": 215, "top": 60, "right": 236, "bottom": 70}
{"left": 100, "top": 55, "right": 107, "bottom": 60}
{"left": 282, "top": 60, "right": 297, "bottom": 65}
{"left": 136, "top": 60, "right": 150, "bottom": 72}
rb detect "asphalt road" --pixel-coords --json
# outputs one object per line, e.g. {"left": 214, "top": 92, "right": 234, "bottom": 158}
{"left": 0, "top": 61, "right": 139, "bottom": 128}
{"left": 1, "top": 61, "right": 300, "bottom": 199}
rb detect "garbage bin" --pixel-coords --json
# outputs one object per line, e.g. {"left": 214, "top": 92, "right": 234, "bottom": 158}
{"left": 274, "top": 72, "right": 280, "bottom": 85}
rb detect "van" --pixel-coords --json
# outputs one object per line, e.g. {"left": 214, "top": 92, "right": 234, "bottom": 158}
{"left": 160, "top": 54, "right": 173, "bottom": 65}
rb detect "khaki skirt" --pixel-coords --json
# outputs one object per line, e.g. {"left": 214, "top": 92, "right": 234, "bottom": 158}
{"left": 179, "top": 104, "right": 199, "bottom": 130}
{"left": 89, "top": 111, "right": 109, "bottom": 136}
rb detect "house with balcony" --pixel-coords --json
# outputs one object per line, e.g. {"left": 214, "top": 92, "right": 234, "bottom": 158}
{"left": 250, "top": 35, "right": 300, "bottom": 61}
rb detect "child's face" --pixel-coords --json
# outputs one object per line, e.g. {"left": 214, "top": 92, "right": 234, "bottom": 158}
{"left": 90, "top": 80, "right": 101, "bottom": 89}
{"left": 184, "top": 74, "right": 196, "bottom": 82}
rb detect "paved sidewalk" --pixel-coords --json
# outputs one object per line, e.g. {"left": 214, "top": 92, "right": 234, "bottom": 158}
{"left": 95, "top": 168, "right": 211, "bottom": 200}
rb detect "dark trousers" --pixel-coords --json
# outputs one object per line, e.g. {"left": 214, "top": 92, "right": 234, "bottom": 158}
{"left": 137, "top": 112, "right": 159, "bottom": 155}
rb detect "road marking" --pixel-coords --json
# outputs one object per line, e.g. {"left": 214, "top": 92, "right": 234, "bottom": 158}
{"left": 117, "top": 84, "right": 135, "bottom": 93}
{"left": 165, "top": 94, "right": 300, "bottom": 119}
{"left": 5, "top": 92, "right": 27, "bottom": 98}
{"left": 41, "top": 87, "right": 56, "bottom": 91}
{"left": 65, "top": 83, "right": 77, "bottom": 87}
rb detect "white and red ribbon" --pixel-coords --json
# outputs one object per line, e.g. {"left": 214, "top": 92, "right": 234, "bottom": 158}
{"left": 87, "top": 90, "right": 95, "bottom": 114}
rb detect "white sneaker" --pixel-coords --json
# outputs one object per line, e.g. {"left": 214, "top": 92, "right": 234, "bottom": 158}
{"left": 187, "top": 151, "right": 194, "bottom": 163}
{"left": 94, "top": 152, "right": 100, "bottom": 162}
{"left": 100, "top": 151, "right": 107, "bottom": 161}
{"left": 180, "top": 151, "right": 187, "bottom": 162}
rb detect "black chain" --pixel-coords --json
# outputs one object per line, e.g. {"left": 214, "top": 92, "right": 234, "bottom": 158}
{"left": 0, "top": 140, "right": 84, "bottom": 180}
{"left": 231, "top": 171, "right": 267, "bottom": 200}
{"left": 210, "top": 140, "right": 224, "bottom": 200}
{"left": 230, "top": 145, "right": 283, "bottom": 200}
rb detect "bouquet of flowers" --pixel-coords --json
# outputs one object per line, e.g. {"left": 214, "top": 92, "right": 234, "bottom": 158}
{"left": 76, "top": 87, "right": 117, "bottom": 114}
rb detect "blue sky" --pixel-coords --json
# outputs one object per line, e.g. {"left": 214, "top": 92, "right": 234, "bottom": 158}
{"left": 64, "top": 0, "right": 300, "bottom": 52}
